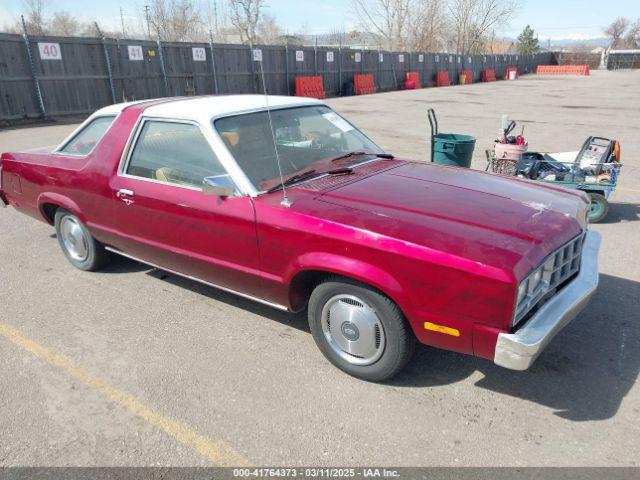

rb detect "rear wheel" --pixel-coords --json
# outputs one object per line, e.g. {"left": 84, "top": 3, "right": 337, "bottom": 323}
{"left": 308, "top": 278, "right": 414, "bottom": 382}
{"left": 587, "top": 192, "right": 609, "bottom": 223}
{"left": 54, "top": 209, "right": 110, "bottom": 271}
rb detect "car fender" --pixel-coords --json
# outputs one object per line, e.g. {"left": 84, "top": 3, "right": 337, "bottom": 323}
{"left": 286, "top": 251, "right": 405, "bottom": 306}
{"left": 37, "top": 192, "right": 86, "bottom": 225}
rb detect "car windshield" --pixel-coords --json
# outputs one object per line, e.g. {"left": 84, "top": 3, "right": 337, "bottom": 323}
{"left": 213, "top": 105, "right": 383, "bottom": 191}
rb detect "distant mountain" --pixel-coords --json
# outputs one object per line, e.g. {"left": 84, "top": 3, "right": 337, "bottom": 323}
{"left": 546, "top": 37, "right": 610, "bottom": 48}
{"left": 501, "top": 35, "right": 610, "bottom": 49}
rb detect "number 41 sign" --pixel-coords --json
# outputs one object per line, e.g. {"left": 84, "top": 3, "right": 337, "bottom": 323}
{"left": 38, "top": 43, "right": 61, "bottom": 60}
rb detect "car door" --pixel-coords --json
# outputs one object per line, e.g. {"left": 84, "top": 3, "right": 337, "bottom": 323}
{"left": 109, "top": 118, "right": 262, "bottom": 298}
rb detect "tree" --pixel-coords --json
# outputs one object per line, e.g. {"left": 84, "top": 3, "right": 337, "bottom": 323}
{"left": 256, "top": 14, "right": 282, "bottom": 44}
{"left": 21, "top": 0, "right": 49, "bottom": 35}
{"left": 447, "top": 0, "right": 519, "bottom": 54}
{"left": 49, "top": 11, "right": 80, "bottom": 36}
{"left": 228, "top": 0, "right": 264, "bottom": 45}
{"left": 624, "top": 19, "right": 640, "bottom": 48}
{"left": 351, "top": 0, "right": 411, "bottom": 51}
{"left": 407, "top": 0, "right": 447, "bottom": 51}
{"left": 516, "top": 24, "right": 538, "bottom": 54}
{"left": 147, "top": 0, "right": 203, "bottom": 41}
{"left": 604, "top": 17, "right": 629, "bottom": 48}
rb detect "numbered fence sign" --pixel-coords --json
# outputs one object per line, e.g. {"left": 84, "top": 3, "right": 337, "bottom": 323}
{"left": 449, "top": 55, "right": 453, "bottom": 63}
{"left": 295, "top": 50, "right": 304, "bottom": 62}
{"left": 354, "top": 52, "right": 361, "bottom": 63}
{"left": 468, "top": 56, "right": 472, "bottom": 64}
{"left": 38, "top": 43, "right": 61, "bottom": 60}
{"left": 379, "top": 52, "right": 384, "bottom": 62}
{"left": 457, "top": 56, "right": 461, "bottom": 63}
{"left": 435, "top": 54, "right": 439, "bottom": 62}
{"left": 252, "top": 49, "right": 262, "bottom": 62}
{"left": 326, "top": 51, "right": 334, "bottom": 62}
{"left": 192, "top": 47, "right": 206, "bottom": 62}
{"left": 418, "top": 54, "right": 424, "bottom": 62}
{"left": 128, "top": 45, "right": 144, "bottom": 61}
{"left": 398, "top": 54, "right": 404, "bottom": 63}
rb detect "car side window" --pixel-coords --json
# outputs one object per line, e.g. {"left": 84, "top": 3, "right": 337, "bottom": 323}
{"left": 59, "top": 115, "right": 116, "bottom": 155}
{"left": 126, "top": 121, "right": 226, "bottom": 189}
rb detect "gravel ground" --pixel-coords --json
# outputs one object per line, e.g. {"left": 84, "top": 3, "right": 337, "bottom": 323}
{"left": 0, "top": 69, "right": 638, "bottom": 467}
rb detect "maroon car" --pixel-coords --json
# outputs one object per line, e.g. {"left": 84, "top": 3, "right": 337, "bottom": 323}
{"left": 0, "top": 95, "right": 600, "bottom": 381}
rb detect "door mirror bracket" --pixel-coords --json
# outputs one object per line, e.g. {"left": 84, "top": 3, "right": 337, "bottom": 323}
{"left": 203, "top": 175, "right": 239, "bottom": 198}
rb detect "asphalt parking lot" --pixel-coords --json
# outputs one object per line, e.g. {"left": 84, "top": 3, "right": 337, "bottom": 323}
{"left": 0, "top": 70, "right": 639, "bottom": 467}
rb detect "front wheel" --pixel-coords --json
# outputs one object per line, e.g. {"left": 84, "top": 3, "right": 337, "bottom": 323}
{"left": 54, "top": 209, "right": 110, "bottom": 271}
{"left": 308, "top": 278, "right": 415, "bottom": 382}
{"left": 587, "top": 192, "right": 609, "bottom": 223}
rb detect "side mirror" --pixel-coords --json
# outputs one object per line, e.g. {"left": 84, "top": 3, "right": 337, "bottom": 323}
{"left": 203, "top": 175, "right": 238, "bottom": 198}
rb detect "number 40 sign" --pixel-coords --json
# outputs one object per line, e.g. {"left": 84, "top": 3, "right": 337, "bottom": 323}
{"left": 38, "top": 43, "right": 62, "bottom": 60}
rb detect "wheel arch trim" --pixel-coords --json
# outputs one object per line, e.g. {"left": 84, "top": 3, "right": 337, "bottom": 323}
{"left": 285, "top": 252, "right": 405, "bottom": 312}
{"left": 37, "top": 193, "right": 85, "bottom": 225}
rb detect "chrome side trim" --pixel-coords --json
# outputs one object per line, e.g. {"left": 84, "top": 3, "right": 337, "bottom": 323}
{"left": 494, "top": 230, "right": 601, "bottom": 370}
{"left": 104, "top": 246, "right": 289, "bottom": 312}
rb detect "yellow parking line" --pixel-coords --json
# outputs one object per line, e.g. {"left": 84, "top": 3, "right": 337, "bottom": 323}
{"left": 0, "top": 323, "right": 250, "bottom": 467}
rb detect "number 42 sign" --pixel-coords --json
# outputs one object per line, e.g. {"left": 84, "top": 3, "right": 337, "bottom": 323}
{"left": 38, "top": 43, "right": 62, "bottom": 60}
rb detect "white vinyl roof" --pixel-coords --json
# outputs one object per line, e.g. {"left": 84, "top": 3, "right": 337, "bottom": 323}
{"left": 92, "top": 95, "right": 324, "bottom": 124}
{"left": 143, "top": 95, "right": 325, "bottom": 123}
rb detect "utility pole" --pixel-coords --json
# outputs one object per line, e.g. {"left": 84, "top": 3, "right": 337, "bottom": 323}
{"left": 144, "top": 5, "right": 151, "bottom": 40}
{"left": 120, "top": 7, "right": 126, "bottom": 38}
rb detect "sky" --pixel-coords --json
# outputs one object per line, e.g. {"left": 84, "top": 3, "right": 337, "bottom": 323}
{"left": 0, "top": 0, "right": 637, "bottom": 39}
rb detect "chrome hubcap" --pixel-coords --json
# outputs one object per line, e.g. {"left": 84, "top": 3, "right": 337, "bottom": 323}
{"left": 60, "top": 216, "right": 88, "bottom": 261}
{"left": 321, "top": 294, "right": 385, "bottom": 366}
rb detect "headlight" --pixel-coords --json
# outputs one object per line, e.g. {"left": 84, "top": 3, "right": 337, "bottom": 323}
{"left": 528, "top": 268, "right": 543, "bottom": 293}
{"left": 514, "top": 267, "right": 545, "bottom": 326}
{"left": 517, "top": 281, "right": 527, "bottom": 305}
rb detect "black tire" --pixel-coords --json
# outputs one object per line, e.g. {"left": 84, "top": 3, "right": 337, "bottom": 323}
{"left": 308, "top": 277, "right": 415, "bottom": 382}
{"left": 587, "top": 192, "right": 609, "bottom": 223}
{"left": 54, "top": 209, "right": 110, "bottom": 271}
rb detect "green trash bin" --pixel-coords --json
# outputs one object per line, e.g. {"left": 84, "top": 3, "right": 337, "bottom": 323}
{"left": 432, "top": 133, "right": 476, "bottom": 168}
{"left": 428, "top": 108, "right": 476, "bottom": 168}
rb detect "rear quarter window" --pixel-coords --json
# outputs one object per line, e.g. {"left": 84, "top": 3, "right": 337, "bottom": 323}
{"left": 59, "top": 115, "right": 116, "bottom": 155}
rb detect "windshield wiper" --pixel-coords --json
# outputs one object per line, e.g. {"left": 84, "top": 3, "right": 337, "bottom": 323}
{"left": 266, "top": 169, "right": 318, "bottom": 193}
{"left": 265, "top": 167, "right": 355, "bottom": 194}
{"left": 330, "top": 151, "right": 395, "bottom": 162}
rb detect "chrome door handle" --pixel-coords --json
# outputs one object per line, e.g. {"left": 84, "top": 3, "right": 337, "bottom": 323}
{"left": 117, "top": 189, "right": 135, "bottom": 206}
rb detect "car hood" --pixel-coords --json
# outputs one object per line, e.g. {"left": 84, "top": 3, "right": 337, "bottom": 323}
{"left": 301, "top": 161, "right": 589, "bottom": 279}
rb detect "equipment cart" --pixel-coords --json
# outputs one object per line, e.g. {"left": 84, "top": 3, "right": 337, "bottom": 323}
{"left": 487, "top": 136, "right": 623, "bottom": 223}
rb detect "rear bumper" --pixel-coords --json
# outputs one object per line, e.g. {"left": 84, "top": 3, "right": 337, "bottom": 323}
{"left": 493, "top": 230, "right": 601, "bottom": 370}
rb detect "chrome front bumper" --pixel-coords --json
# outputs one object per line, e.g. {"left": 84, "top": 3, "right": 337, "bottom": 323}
{"left": 494, "top": 230, "right": 601, "bottom": 371}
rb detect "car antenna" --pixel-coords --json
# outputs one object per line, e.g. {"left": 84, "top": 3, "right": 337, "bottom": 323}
{"left": 254, "top": 44, "right": 292, "bottom": 207}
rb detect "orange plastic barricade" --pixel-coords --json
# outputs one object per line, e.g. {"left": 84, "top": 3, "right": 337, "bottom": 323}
{"left": 536, "top": 65, "right": 590, "bottom": 76}
{"left": 354, "top": 74, "right": 377, "bottom": 95}
{"left": 436, "top": 71, "right": 450, "bottom": 87}
{"left": 460, "top": 70, "right": 473, "bottom": 84}
{"left": 295, "top": 76, "right": 326, "bottom": 99}
{"left": 406, "top": 71, "right": 421, "bottom": 88}
{"left": 506, "top": 67, "right": 519, "bottom": 80}
{"left": 481, "top": 69, "right": 496, "bottom": 82}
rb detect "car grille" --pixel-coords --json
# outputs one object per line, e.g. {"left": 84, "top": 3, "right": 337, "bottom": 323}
{"left": 514, "top": 233, "right": 586, "bottom": 325}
